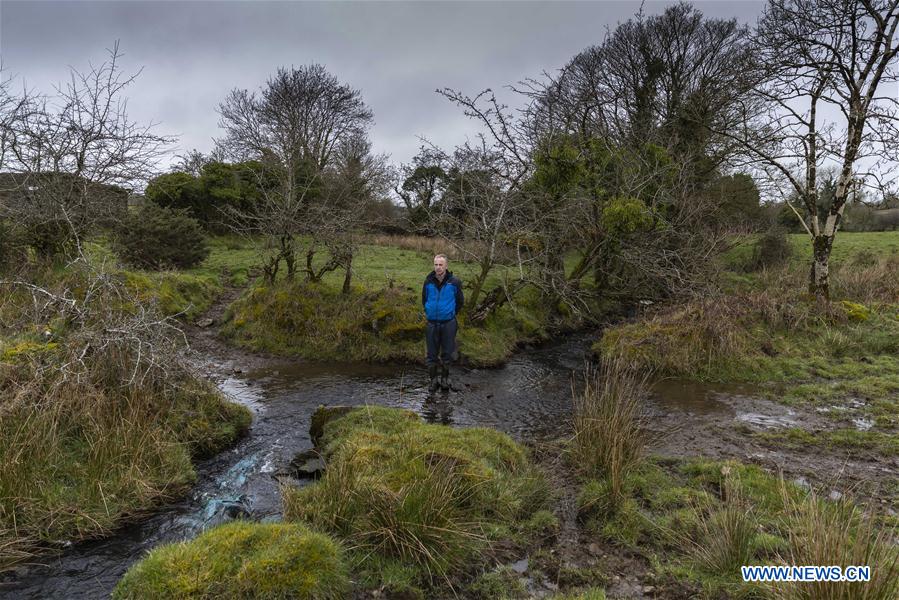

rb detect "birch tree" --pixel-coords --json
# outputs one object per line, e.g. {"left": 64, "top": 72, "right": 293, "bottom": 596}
{"left": 732, "top": 0, "right": 899, "bottom": 300}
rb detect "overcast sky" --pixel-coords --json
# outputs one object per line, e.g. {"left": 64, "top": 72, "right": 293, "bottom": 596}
{"left": 1, "top": 0, "right": 764, "bottom": 171}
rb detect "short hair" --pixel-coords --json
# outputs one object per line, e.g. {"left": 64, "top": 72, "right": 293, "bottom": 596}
{"left": 434, "top": 254, "right": 448, "bottom": 263}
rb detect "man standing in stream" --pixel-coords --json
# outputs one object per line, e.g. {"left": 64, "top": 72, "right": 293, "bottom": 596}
{"left": 422, "top": 254, "right": 464, "bottom": 392}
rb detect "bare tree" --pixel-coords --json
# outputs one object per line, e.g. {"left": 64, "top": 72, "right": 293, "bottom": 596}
{"left": 429, "top": 142, "right": 535, "bottom": 320}
{"left": 727, "top": 0, "right": 899, "bottom": 300}
{"left": 315, "top": 133, "right": 392, "bottom": 293}
{"left": 434, "top": 89, "right": 544, "bottom": 319}
{"left": 216, "top": 65, "right": 374, "bottom": 279}
{"left": 0, "top": 43, "right": 172, "bottom": 258}
{"left": 223, "top": 161, "right": 312, "bottom": 284}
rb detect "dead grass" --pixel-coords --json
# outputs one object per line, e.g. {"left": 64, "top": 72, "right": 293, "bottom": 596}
{"left": 770, "top": 487, "right": 899, "bottom": 600}
{"left": 595, "top": 257, "right": 899, "bottom": 382}
{"left": 570, "top": 358, "right": 652, "bottom": 508}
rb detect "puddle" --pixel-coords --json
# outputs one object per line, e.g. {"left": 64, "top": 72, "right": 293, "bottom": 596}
{"left": 735, "top": 411, "right": 799, "bottom": 429}
{"left": 853, "top": 417, "right": 874, "bottom": 431}
{"left": 649, "top": 379, "right": 757, "bottom": 416}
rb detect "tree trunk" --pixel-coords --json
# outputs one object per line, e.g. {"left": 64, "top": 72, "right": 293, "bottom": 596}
{"left": 809, "top": 234, "right": 832, "bottom": 301}
{"left": 282, "top": 235, "right": 296, "bottom": 281}
{"left": 342, "top": 254, "right": 353, "bottom": 294}
{"left": 465, "top": 258, "right": 492, "bottom": 320}
{"left": 568, "top": 241, "right": 602, "bottom": 285}
{"left": 470, "top": 279, "right": 528, "bottom": 323}
{"left": 262, "top": 255, "right": 280, "bottom": 285}
{"left": 305, "top": 246, "right": 317, "bottom": 282}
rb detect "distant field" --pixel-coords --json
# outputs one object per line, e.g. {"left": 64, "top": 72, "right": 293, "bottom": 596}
{"left": 725, "top": 230, "right": 899, "bottom": 270}
{"left": 186, "top": 235, "right": 521, "bottom": 294}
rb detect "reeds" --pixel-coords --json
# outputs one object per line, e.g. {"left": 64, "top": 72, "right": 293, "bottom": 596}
{"left": 570, "top": 358, "right": 651, "bottom": 509}
{"left": 678, "top": 472, "right": 759, "bottom": 575}
{"left": 769, "top": 487, "right": 899, "bottom": 600}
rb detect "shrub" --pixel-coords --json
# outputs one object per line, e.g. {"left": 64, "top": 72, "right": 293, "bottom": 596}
{"left": 116, "top": 203, "right": 209, "bottom": 270}
{"left": 746, "top": 227, "right": 792, "bottom": 271}
{"left": 23, "top": 218, "right": 73, "bottom": 259}
{"left": 113, "top": 522, "right": 349, "bottom": 599}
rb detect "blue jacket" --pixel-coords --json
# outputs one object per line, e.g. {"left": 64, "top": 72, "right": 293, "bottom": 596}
{"left": 422, "top": 271, "right": 464, "bottom": 322}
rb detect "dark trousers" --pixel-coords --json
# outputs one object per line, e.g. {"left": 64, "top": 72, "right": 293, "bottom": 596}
{"left": 425, "top": 319, "right": 457, "bottom": 366}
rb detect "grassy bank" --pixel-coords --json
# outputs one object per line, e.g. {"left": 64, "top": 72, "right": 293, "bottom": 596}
{"left": 116, "top": 406, "right": 555, "bottom": 598}
{"left": 0, "top": 265, "right": 251, "bottom": 571}
{"left": 218, "top": 237, "right": 581, "bottom": 366}
{"left": 88, "top": 234, "right": 596, "bottom": 365}
{"left": 222, "top": 278, "right": 555, "bottom": 365}
{"left": 598, "top": 231, "right": 899, "bottom": 457}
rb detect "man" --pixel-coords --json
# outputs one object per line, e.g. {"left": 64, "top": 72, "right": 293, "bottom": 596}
{"left": 421, "top": 254, "right": 463, "bottom": 392}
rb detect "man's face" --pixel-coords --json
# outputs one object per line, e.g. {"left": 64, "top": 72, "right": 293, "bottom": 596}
{"left": 433, "top": 257, "right": 447, "bottom": 277}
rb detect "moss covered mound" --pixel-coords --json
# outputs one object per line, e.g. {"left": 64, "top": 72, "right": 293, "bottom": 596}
{"left": 124, "top": 270, "right": 221, "bottom": 319}
{"left": 113, "top": 521, "right": 349, "bottom": 599}
{"left": 284, "top": 406, "right": 550, "bottom": 586}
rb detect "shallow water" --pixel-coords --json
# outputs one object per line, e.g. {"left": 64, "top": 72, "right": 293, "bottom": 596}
{"left": 1, "top": 333, "right": 748, "bottom": 599}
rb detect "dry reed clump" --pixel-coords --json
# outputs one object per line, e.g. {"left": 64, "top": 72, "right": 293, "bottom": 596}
{"left": 831, "top": 254, "right": 899, "bottom": 305}
{"left": 570, "top": 358, "right": 651, "bottom": 511}
{"left": 596, "top": 297, "right": 755, "bottom": 376}
{"left": 769, "top": 487, "right": 899, "bottom": 600}
{"left": 596, "top": 260, "right": 875, "bottom": 378}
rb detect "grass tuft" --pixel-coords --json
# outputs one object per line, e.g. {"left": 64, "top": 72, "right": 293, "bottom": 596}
{"left": 570, "top": 358, "right": 651, "bottom": 510}
{"left": 769, "top": 489, "right": 899, "bottom": 600}
{"left": 283, "top": 406, "right": 549, "bottom": 589}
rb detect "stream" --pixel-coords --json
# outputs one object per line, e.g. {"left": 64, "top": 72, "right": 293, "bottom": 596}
{"left": 1, "top": 332, "right": 741, "bottom": 599}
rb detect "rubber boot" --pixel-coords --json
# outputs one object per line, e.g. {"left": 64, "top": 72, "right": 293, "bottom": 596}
{"left": 428, "top": 364, "right": 439, "bottom": 393}
{"left": 439, "top": 363, "right": 450, "bottom": 391}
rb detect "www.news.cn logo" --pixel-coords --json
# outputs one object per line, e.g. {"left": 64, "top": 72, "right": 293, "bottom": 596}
{"left": 741, "top": 565, "right": 871, "bottom": 583}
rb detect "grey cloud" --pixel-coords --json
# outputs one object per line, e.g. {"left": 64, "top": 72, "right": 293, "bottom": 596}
{"left": 1, "top": 0, "right": 763, "bottom": 169}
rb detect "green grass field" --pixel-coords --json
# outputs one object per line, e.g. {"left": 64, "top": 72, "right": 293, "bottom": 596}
{"left": 724, "top": 231, "right": 899, "bottom": 270}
